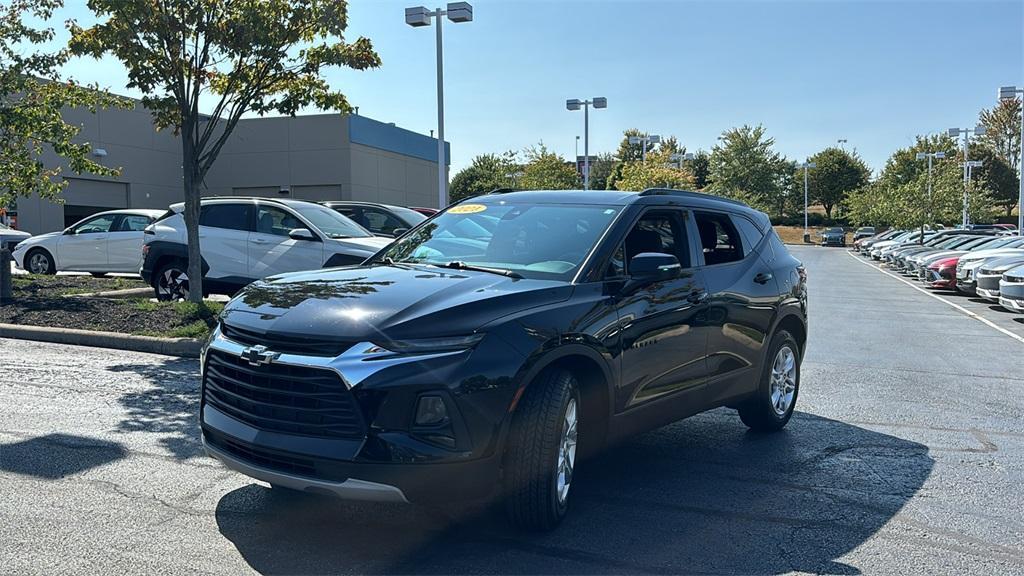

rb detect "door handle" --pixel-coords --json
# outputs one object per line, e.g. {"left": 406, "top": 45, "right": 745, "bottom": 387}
{"left": 687, "top": 289, "right": 708, "bottom": 304}
{"left": 252, "top": 238, "right": 268, "bottom": 244}
{"left": 753, "top": 272, "right": 773, "bottom": 285}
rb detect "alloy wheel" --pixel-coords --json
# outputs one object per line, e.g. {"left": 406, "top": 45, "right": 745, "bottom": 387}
{"left": 29, "top": 252, "right": 50, "bottom": 274}
{"left": 770, "top": 346, "right": 797, "bottom": 416}
{"left": 556, "top": 398, "right": 578, "bottom": 505}
{"left": 158, "top": 267, "right": 190, "bottom": 300}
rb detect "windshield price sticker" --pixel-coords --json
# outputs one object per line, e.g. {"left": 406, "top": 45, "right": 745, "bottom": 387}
{"left": 449, "top": 204, "right": 487, "bottom": 214}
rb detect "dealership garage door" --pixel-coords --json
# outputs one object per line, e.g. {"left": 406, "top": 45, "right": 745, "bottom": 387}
{"left": 62, "top": 178, "right": 129, "bottom": 228}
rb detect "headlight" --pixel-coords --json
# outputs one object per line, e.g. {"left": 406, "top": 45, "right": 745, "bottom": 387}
{"left": 371, "top": 333, "right": 484, "bottom": 354}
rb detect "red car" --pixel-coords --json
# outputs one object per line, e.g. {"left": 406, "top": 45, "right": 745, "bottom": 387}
{"left": 924, "top": 256, "right": 960, "bottom": 289}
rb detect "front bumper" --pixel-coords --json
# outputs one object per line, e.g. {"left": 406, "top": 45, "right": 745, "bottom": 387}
{"left": 998, "top": 280, "right": 1024, "bottom": 312}
{"left": 199, "top": 326, "right": 517, "bottom": 503}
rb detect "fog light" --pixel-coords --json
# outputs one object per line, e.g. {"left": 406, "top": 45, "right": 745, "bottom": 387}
{"left": 415, "top": 395, "right": 448, "bottom": 426}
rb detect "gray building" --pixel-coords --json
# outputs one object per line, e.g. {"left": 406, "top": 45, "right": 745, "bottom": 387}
{"left": 14, "top": 100, "right": 449, "bottom": 234}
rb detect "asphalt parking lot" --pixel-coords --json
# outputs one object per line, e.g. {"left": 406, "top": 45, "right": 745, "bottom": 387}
{"left": 1, "top": 245, "right": 1023, "bottom": 575}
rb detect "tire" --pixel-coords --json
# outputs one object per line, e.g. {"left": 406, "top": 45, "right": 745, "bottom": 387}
{"left": 90, "top": 272, "right": 107, "bottom": 278}
{"left": 738, "top": 330, "right": 800, "bottom": 432}
{"left": 504, "top": 369, "right": 579, "bottom": 531}
{"left": 154, "top": 260, "right": 190, "bottom": 302}
{"left": 25, "top": 248, "right": 56, "bottom": 275}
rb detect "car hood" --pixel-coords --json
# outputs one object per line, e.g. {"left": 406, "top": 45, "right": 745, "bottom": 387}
{"left": 980, "top": 255, "right": 1024, "bottom": 273}
{"left": 961, "top": 248, "right": 1024, "bottom": 266}
{"left": 219, "top": 263, "right": 573, "bottom": 343}
{"left": 0, "top": 229, "right": 31, "bottom": 241}
{"left": 326, "top": 235, "right": 393, "bottom": 253}
{"left": 920, "top": 250, "right": 966, "bottom": 263}
{"left": 12, "top": 230, "right": 59, "bottom": 247}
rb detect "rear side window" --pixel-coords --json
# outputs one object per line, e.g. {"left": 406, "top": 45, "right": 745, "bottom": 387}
{"left": 118, "top": 215, "right": 152, "bottom": 231}
{"left": 200, "top": 204, "right": 252, "bottom": 231}
{"left": 732, "top": 215, "right": 766, "bottom": 256}
{"left": 694, "top": 211, "right": 744, "bottom": 265}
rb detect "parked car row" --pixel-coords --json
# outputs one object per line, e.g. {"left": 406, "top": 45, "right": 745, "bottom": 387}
{"left": 853, "top": 228, "right": 1024, "bottom": 314}
{"left": 9, "top": 198, "right": 436, "bottom": 299}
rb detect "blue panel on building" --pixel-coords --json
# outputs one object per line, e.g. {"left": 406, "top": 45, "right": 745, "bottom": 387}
{"left": 348, "top": 115, "right": 450, "bottom": 165}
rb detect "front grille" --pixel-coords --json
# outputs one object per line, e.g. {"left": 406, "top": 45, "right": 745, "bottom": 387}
{"left": 221, "top": 323, "right": 353, "bottom": 357}
{"left": 207, "top": 431, "right": 317, "bottom": 476}
{"left": 203, "top": 349, "right": 366, "bottom": 439}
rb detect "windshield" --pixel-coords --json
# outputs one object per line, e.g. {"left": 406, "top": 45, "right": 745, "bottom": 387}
{"left": 389, "top": 206, "right": 428, "bottom": 226}
{"left": 292, "top": 203, "right": 372, "bottom": 238}
{"left": 375, "top": 203, "right": 621, "bottom": 280}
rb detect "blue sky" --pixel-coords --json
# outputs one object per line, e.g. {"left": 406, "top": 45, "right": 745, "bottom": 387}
{"left": 49, "top": 0, "right": 1024, "bottom": 175}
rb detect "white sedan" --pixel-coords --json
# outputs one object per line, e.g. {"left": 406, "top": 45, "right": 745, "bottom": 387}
{"left": 12, "top": 209, "right": 165, "bottom": 276}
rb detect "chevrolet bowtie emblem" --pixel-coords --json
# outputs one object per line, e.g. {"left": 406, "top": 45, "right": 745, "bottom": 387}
{"left": 240, "top": 345, "right": 279, "bottom": 367}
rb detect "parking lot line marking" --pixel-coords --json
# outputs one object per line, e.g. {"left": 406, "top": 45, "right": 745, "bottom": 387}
{"left": 845, "top": 250, "right": 1024, "bottom": 346}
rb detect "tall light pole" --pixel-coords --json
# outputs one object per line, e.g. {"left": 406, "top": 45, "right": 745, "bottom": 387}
{"left": 837, "top": 138, "right": 848, "bottom": 150}
{"left": 575, "top": 135, "right": 580, "bottom": 162}
{"left": 628, "top": 134, "right": 661, "bottom": 162}
{"left": 405, "top": 2, "right": 473, "bottom": 209}
{"left": 964, "top": 159, "right": 984, "bottom": 225}
{"left": 916, "top": 151, "right": 945, "bottom": 240}
{"left": 797, "top": 161, "right": 816, "bottom": 243}
{"left": 948, "top": 125, "right": 987, "bottom": 227}
{"left": 999, "top": 86, "right": 1024, "bottom": 233}
{"left": 566, "top": 97, "right": 607, "bottom": 190}
{"left": 670, "top": 152, "right": 694, "bottom": 169}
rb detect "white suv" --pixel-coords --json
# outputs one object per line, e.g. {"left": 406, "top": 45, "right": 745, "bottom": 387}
{"left": 141, "top": 197, "right": 392, "bottom": 300}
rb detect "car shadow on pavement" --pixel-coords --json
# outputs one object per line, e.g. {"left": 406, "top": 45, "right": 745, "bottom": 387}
{"left": 214, "top": 411, "right": 933, "bottom": 575}
{"left": 0, "top": 433, "right": 126, "bottom": 479}
{"left": 109, "top": 358, "right": 202, "bottom": 460}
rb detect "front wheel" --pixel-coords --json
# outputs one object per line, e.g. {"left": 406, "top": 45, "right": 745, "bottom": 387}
{"left": 738, "top": 330, "right": 800, "bottom": 432}
{"left": 26, "top": 248, "right": 56, "bottom": 275}
{"left": 504, "top": 369, "right": 579, "bottom": 531}
{"left": 154, "top": 260, "right": 190, "bottom": 301}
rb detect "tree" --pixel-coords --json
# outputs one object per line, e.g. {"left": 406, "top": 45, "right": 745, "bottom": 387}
{"left": 518, "top": 144, "right": 579, "bottom": 190}
{"left": 805, "top": 147, "right": 870, "bottom": 219}
{"left": 690, "top": 150, "right": 711, "bottom": 190}
{"left": 978, "top": 97, "right": 1022, "bottom": 174}
{"left": 70, "top": 0, "right": 380, "bottom": 302}
{"left": 965, "top": 144, "right": 1019, "bottom": 217}
{"left": 587, "top": 153, "right": 617, "bottom": 192}
{"left": 613, "top": 148, "right": 694, "bottom": 191}
{"left": 448, "top": 152, "right": 518, "bottom": 202}
{"left": 707, "top": 125, "right": 790, "bottom": 215}
{"left": 845, "top": 134, "right": 998, "bottom": 228}
{"left": 0, "top": 0, "right": 127, "bottom": 209}
{"left": 615, "top": 128, "right": 647, "bottom": 162}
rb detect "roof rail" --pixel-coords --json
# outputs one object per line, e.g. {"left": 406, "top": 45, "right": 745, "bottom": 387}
{"left": 639, "top": 188, "right": 748, "bottom": 207}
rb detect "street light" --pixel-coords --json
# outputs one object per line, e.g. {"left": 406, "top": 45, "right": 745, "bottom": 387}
{"left": 964, "top": 159, "right": 984, "bottom": 224}
{"left": 670, "top": 152, "right": 694, "bottom": 169}
{"left": 948, "top": 125, "right": 987, "bottom": 227}
{"left": 628, "top": 134, "right": 661, "bottom": 162}
{"left": 837, "top": 138, "right": 848, "bottom": 149}
{"left": 566, "top": 96, "right": 607, "bottom": 190}
{"left": 999, "top": 86, "right": 1024, "bottom": 233}
{"left": 916, "top": 151, "right": 945, "bottom": 240}
{"left": 797, "top": 161, "right": 816, "bottom": 242}
{"left": 405, "top": 2, "right": 473, "bottom": 208}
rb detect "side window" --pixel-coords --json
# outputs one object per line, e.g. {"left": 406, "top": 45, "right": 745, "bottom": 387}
{"left": 255, "top": 206, "right": 306, "bottom": 237}
{"left": 74, "top": 214, "right": 116, "bottom": 234}
{"left": 694, "top": 211, "right": 744, "bottom": 265}
{"left": 363, "top": 209, "right": 404, "bottom": 235}
{"left": 118, "top": 215, "right": 152, "bottom": 232}
{"left": 609, "top": 211, "right": 689, "bottom": 278}
{"left": 200, "top": 204, "right": 252, "bottom": 231}
{"left": 732, "top": 215, "right": 766, "bottom": 257}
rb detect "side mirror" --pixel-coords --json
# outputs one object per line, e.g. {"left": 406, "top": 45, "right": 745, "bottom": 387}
{"left": 288, "top": 228, "right": 317, "bottom": 241}
{"left": 391, "top": 228, "right": 409, "bottom": 237}
{"left": 626, "top": 252, "right": 681, "bottom": 289}
{"left": 63, "top": 227, "right": 75, "bottom": 235}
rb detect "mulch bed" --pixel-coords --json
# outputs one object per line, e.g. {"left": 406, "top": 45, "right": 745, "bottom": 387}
{"left": 1, "top": 276, "right": 219, "bottom": 338}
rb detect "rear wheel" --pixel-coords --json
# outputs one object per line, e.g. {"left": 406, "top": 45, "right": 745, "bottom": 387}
{"left": 738, "top": 330, "right": 800, "bottom": 432}
{"left": 26, "top": 248, "right": 56, "bottom": 275}
{"left": 154, "top": 260, "right": 189, "bottom": 301}
{"left": 504, "top": 369, "right": 579, "bottom": 531}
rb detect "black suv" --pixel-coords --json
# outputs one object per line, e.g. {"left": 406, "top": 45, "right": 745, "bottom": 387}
{"left": 200, "top": 189, "right": 808, "bottom": 530}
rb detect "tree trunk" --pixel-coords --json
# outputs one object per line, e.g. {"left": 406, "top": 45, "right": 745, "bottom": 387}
{"left": 181, "top": 122, "right": 204, "bottom": 304}
{"left": 823, "top": 203, "right": 833, "bottom": 220}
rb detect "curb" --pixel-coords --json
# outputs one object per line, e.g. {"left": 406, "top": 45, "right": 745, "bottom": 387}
{"left": 65, "top": 287, "right": 153, "bottom": 299}
{"left": 0, "top": 323, "right": 203, "bottom": 358}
